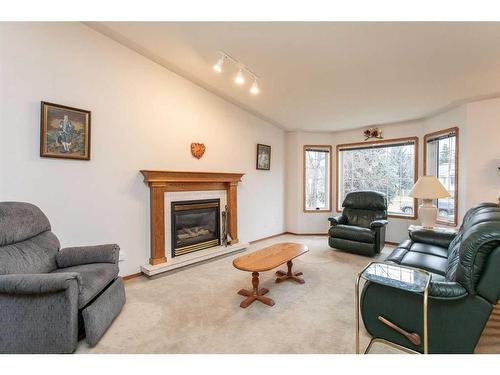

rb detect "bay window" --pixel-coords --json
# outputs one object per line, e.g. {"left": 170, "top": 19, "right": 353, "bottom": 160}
{"left": 304, "top": 145, "right": 332, "bottom": 212}
{"left": 337, "top": 137, "right": 418, "bottom": 217}
{"left": 424, "top": 127, "right": 459, "bottom": 226}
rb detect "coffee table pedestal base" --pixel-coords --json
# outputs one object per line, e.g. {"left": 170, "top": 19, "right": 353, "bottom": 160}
{"left": 237, "top": 272, "right": 275, "bottom": 308}
{"left": 275, "top": 260, "right": 305, "bottom": 284}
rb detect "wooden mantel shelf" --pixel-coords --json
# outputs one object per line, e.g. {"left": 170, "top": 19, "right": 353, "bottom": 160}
{"left": 141, "top": 170, "right": 244, "bottom": 184}
{"left": 140, "top": 170, "right": 245, "bottom": 266}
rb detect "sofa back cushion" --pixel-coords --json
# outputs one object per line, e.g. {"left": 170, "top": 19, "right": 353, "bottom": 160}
{"left": 342, "top": 191, "right": 387, "bottom": 228}
{"left": 446, "top": 203, "right": 500, "bottom": 296}
{"left": 0, "top": 202, "right": 60, "bottom": 274}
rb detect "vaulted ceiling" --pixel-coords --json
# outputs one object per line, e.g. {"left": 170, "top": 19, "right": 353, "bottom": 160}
{"left": 88, "top": 22, "right": 500, "bottom": 131}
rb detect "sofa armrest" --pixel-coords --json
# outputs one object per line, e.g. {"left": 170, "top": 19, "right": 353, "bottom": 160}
{"left": 0, "top": 273, "right": 80, "bottom": 295}
{"left": 328, "top": 215, "right": 347, "bottom": 226}
{"left": 409, "top": 229, "right": 456, "bottom": 249}
{"left": 57, "top": 244, "right": 120, "bottom": 268}
{"left": 370, "top": 219, "right": 388, "bottom": 229}
{"left": 429, "top": 281, "right": 468, "bottom": 300}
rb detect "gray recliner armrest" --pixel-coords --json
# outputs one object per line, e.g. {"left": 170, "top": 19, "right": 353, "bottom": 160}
{"left": 57, "top": 244, "right": 120, "bottom": 268}
{"left": 328, "top": 215, "right": 347, "bottom": 226}
{"left": 370, "top": 219, "right": 388, "bottom": 229}
{"left": 0, "top": 273, "right": 80, "bottom": 295}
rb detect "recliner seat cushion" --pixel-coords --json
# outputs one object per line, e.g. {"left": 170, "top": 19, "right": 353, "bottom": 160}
{"left": 52, "top": 263, "right": 118, "bottom": 308}
{"left": 391, "top": 250, "right": 448, "bottom": 276}
{"left": 407, "top": 243, "right": 448, "bottom": 259}
{"left": 329, "top": 224, "right": 375, "bottom": 243}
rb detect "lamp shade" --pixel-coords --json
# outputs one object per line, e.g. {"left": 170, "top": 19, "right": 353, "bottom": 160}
{"left": 409, "top": 176, "right": 450, "bottom": 199}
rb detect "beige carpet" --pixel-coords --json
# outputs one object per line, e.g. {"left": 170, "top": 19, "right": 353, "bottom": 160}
{"left": 75, "top": 234, "right": 499, "bottom": 354}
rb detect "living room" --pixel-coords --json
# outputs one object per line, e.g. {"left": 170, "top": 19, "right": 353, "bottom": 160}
{"left": 1, "top": 1, "right": 500, "bottom": 372}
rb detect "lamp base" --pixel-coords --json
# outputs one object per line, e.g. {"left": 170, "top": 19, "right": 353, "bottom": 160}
{"left": 419, "top": 199, "right": 437, "bottom": 229}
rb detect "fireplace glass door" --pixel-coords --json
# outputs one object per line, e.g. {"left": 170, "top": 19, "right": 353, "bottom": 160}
{"left": 171, "top": 199, "right": 220, "bottom": 257}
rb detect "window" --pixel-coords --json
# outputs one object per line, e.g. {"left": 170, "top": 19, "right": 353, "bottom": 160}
{"left": 304, "top": 145, "right": 332, "bottom": 212}
{"left": 337, "top": 137, "right": 418, "bottom": 217}
{"left": 424, "top": 127, "right": 458, "bottom": 226}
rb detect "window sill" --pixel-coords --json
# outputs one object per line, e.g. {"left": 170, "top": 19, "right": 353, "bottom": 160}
{"left": 436, "top": 219, "right": 457, "bottom": 227}
{"left": 304, "top": 209, "right": 331, "bottom": 213}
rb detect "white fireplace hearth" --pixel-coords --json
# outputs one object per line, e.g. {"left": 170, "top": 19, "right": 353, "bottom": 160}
{"left": 141, "top": 241, "right": 248, "bottom": 276}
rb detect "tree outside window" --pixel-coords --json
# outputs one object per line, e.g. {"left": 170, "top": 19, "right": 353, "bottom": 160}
{"left": 337, "top": 139, "right": 417, "bottom": 216}
{"left": 304, "top": 146, "right": 331, "bottom": 211}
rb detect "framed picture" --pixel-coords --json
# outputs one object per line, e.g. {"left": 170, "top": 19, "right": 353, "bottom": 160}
{"left": 256, "top": 143, "right": 271, "bottom": 170}
{"left": 40, "top": 101, "right": 91, "bottom": 160}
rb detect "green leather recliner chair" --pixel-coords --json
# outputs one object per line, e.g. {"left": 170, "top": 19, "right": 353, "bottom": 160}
{"left": 360, "top": 202, "right": 500, "bottom": 353}
{"left": 328, "top": 191, "right": 388, "bottom": 256}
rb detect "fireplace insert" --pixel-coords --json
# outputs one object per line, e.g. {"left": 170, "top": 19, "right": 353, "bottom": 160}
{"left": 171, "top": 199, "right": 220, "bottom": 257}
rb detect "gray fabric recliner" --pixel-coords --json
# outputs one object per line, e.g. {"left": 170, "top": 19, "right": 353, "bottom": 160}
{"left": 0, "top": 202, "right": 126, "bottom": 353}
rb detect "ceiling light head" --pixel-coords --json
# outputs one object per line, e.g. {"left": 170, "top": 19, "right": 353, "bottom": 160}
{"left": 250, "top": 78, "right": 260, "bottom": 95}
{"left": 235, "top": 69, "right": 245, "bottom": 85}
{"left": 213, "top": 55, "right": 225, "bottom": 73}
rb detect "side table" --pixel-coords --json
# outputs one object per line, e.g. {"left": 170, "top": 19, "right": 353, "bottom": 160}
{"left": 355, "top": 262, "right": 432, "bottom": 354}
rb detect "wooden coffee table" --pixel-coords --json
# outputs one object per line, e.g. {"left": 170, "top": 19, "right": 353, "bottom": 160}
{"left": 232, "top": 242, "right": 309, "bottom": 308}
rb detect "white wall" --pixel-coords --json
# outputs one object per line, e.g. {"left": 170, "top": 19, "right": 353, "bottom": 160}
{"left": 0, "top": 23, "right": 286, "bottom": 275}
{"left": 463, "top": 98, "right": 500, "bottom": 208}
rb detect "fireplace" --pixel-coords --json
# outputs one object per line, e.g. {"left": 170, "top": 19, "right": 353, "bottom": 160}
{"left": 171, "top": 199, "right": 221, "bottom": 257}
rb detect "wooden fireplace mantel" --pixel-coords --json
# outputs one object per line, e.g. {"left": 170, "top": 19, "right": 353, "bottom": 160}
{"left": 140, "top": 170, "right": 245, "bottom": 265}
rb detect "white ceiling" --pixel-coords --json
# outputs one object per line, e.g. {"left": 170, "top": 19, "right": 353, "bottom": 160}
{"left": 87, "top": 22, "right": 500, "bottom": 132}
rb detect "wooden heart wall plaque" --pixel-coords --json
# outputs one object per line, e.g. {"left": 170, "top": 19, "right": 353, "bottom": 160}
{"left": 191, "top": 143, "right": 206, "bottom": 159}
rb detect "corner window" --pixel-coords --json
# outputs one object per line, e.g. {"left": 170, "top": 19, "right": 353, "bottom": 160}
{"left": 337, "top": 137, "right": 418, "bottom": 218}
{"left": 424, "top": 127, "right": 459, "bottom": 226}
{"left": 304, "top": 145, "right": 332, "bottom": 212}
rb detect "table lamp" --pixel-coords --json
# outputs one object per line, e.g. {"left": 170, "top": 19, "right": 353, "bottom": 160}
{"left": 409, "top": 176, "right": 450, "bottom": 228}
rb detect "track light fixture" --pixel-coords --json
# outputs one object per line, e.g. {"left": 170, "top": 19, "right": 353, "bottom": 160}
{"left": 250, "top": 78, "right": 260, "bottom": 95}
{"left": 234, "top": 69, "right": 245, "bottom": 85}
{"left": 213, "top": 51, "right": 260, "bottom": 95}
{"left": 213, "top": 54, "right": 225, "bottom": 73}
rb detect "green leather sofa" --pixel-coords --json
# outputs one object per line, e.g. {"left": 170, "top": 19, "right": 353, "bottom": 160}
{"left": 360, "top": 202, "right": 500, "bottom": 353}
{"left": 328, "top": 191, "right": 388, "bottom": 256}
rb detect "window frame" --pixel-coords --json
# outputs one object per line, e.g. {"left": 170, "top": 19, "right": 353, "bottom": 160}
{"left": 423, "top": 127, "right": 459, "bottom": 227}
{"left": 303, "top": 145, "right": 333, "bottom": 213}
{"left": 335, "top": 136, "right": 419, "bottom": 219}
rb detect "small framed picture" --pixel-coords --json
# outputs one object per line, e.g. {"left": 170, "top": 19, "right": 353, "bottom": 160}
{"left": 40, "top": 101, "right": 91, "bottom": 160}
{"left": 256, "top": 143, "right": 271, "bottom": 170}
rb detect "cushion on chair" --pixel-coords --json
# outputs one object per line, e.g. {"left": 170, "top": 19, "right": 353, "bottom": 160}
{"left": 343, "top": 208, "right": 386, "bottom": 228}
{"left": 52, "top": 263, "right": 119, "bottom": 308}
{"left": 328, "top": 224, "right": 375, "bottom": 243}
{"left": 0, "top": 202, "right": 51, "bottom": 246}
{"left": 342, "top": 191, "right": 388, "bottom": 211}
{"left": 395, "top": 251, "right": 449, "bottom": 276}
{"left": 0, "top": 231, "right": 60, "bottom": 275}
{"left": 407, "top": 243, "right": 449, "bottom": 259}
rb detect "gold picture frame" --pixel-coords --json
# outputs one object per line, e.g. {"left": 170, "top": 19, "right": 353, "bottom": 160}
{"left": 40, "top": 101, "right": 91, "bottom": 160}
